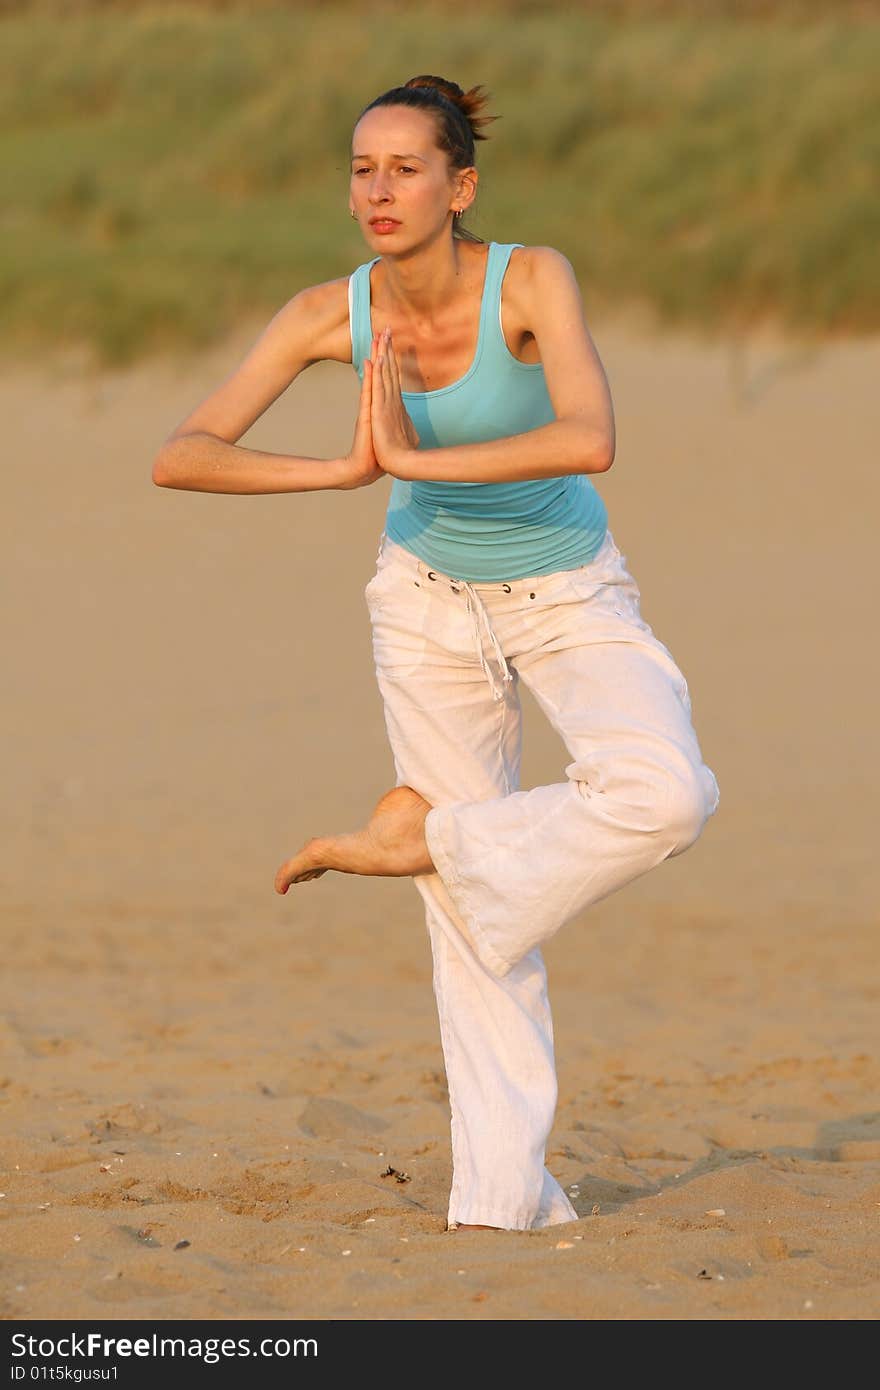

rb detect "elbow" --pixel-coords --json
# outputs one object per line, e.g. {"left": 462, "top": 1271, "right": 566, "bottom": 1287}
{"left": 594, "top": 414, "right": 616, "bottom": 471}
{"left": 595, "top": 421, "right": 616, "bottom": 471}
{"left": 152, "top": 455, "right": 172, "bottom": 488}
{"left": 587, "top": 437, "right": 615, "bottom": 474}
{"left": 152, "top": 434, "right": 199, "bottom": 489}
{"left": 151, "top": 439, "right": 179, "bottom": 488}
{"left": 573, "top": 418, "right": 614, "bottom": 474}
{"left": 592, "top": 443, "right": 615, "bottom": 473}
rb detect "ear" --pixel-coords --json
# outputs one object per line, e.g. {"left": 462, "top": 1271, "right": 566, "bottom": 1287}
{"left": 455, "top": 167, "right": 478, "bottom": 213}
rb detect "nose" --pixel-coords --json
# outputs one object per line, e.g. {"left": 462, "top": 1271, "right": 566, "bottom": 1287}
{"left": 368, "top": 176, "right": 393, "bottom": 204}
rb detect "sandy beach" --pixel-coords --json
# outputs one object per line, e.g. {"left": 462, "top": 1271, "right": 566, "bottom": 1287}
{"left": 1, "top": 311, "right": 878, "bottom": 1319}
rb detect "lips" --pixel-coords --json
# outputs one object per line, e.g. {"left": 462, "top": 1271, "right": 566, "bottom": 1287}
{"left": 369, "top": 217, "right": 400, "bottom": 227}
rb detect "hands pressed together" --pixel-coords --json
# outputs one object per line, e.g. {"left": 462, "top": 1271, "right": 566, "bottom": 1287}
{"left": 338, "top": 326, "right": 422, "bottom": 490}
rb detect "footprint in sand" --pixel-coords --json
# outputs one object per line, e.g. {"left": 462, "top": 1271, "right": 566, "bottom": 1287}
{"left": 297, "top": 1096, "right": 389, "bottom": 1140}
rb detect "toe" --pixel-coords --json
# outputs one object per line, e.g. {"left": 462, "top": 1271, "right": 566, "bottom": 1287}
{"left": 275, "top": 838, "right": 329, "bottom": 893}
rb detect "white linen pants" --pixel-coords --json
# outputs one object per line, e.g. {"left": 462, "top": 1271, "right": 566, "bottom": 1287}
{"left": 364, "top": 527, "right": 720, "bottom": 1231}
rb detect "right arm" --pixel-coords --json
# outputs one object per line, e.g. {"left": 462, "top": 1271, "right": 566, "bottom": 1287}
{"left": 151, "top": 281, "right": 381, "bottom": 494}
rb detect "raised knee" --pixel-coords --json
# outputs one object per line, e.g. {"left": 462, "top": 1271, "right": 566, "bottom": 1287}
{"left": 570, "top": 752, "right": 719, "bottom": 850}
{"left": 664, "top": 762, "right": 719, "bottom": 856}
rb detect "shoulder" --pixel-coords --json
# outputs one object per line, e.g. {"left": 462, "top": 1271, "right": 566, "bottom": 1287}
{"left": 508, "top": 243, "right": 579, "bottom": 291}
{"left": 272, "top": 273, "right": 355, "bottom": 368}
{"left": 288, "top": 275, "right": 352, "bottom": 330}
{"left": 504, "top": 244, "right": 581, "bottom": 318}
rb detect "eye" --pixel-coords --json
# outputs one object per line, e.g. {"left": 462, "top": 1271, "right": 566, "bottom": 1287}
{"left": 400, "top": 166, "right": 417, "bottom": 174}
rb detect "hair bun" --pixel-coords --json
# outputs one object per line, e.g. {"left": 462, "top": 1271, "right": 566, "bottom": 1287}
{"left": 403, "top": 74, "right": 496, "bottom": 141}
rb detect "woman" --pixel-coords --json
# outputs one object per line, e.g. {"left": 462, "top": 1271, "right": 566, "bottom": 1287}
{"left": 154, "top": 76, "right": 720, "bottom": 1235}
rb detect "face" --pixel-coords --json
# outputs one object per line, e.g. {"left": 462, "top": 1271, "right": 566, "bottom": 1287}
{"left": 349, "top": 105, "right": 476, "bottom": 247}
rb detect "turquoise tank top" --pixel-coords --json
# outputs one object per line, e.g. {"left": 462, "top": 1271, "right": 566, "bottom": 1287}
{"left": 348, "top": 240, "right": 608, "bottom": 583}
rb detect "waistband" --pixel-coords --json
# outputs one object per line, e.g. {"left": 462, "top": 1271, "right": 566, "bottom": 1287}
{"left": 369, "top": 530, "right": 611, "bottom": 706}
{"left": 375, "top": 527, "right": 615, "bottom": 596}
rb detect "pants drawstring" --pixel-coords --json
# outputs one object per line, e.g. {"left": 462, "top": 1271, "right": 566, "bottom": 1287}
{"left": 460, "top": 582, "right": 514, "bottom": 702}
{"left": 379, "top": 535, "right": 513, "bottom": 702}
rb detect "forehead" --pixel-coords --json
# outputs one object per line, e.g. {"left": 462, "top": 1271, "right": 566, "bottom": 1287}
{"left": 351, "top": 104, "right": 438, "bottom": 155}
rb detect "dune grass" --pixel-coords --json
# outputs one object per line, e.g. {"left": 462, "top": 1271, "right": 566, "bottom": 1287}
{"left": 1, "top": 0, "right": 877, "bottom": 366}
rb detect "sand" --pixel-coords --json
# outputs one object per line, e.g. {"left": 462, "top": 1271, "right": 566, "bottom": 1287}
{"left": 1, "top": 311, "right": 878, "bottom": 1319}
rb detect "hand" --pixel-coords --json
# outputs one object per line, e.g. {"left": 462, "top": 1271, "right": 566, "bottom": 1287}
{"left": 336, "top": 332, "right": 386, "bottom": 490}
{"left": 371, "top": 326, "right": 421, "bottom": 475}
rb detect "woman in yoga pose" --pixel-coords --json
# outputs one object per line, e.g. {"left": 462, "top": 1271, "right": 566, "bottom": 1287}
{"left": 155, "top": 76, "right": 719, "bottom": 1234}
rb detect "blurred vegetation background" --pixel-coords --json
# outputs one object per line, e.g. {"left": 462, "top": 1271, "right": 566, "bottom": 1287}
{"left": 1, "top": 0, "right": 877, "bottom": 366}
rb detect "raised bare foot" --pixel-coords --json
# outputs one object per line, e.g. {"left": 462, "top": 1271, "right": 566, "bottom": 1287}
{"left": 274, "top": 785, "right": 434, "bottom": 893}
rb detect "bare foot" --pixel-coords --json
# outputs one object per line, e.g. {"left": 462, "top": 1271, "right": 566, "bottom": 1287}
{"left": 274, "top": 785, "right": 434, "bottom": 893}
{"left": 452, "top": 1223, "right": 502, "bottom": 1231}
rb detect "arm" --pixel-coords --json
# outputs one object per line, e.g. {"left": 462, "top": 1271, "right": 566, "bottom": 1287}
{"left": 153, "top": 430, "right": 349, "bottom": 495}
{"left": 152, "top": 282, "right": 382, "bottom": 494}
{"left": 374, "top": 246, "right": 615, "bottom": 484}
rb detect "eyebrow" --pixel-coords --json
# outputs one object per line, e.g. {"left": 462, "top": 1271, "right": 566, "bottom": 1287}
{"left": 350, "top": 152, "right": 428, "bottom": 163}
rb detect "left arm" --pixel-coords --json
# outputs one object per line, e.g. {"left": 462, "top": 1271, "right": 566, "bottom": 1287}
{"left": 372, "top": 246, "right": 615, "bottom": 483}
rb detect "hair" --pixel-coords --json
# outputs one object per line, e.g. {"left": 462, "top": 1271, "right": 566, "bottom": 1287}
{"left": 354, "top": 75, "right": 498, "bottom": 243}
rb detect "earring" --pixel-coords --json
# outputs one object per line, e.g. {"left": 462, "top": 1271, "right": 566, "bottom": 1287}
{"left": 454, "top": 208, "right": 463, "bottom": 219}
{"left": 350, "top": 209, "right": 357, "bottom": 219}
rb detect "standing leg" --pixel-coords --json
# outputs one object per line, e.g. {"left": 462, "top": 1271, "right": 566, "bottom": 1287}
{"left": 368, "top": 563, "right": 577, "bottom": 1231}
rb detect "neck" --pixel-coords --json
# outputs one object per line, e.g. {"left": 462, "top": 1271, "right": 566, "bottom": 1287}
{"left": 373, "top": 232, "right": 483, "bottom": 325}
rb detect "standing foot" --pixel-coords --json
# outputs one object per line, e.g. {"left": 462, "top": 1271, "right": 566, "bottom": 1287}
{"left": 274, "top": 785, "right": 434, "bottom": 893}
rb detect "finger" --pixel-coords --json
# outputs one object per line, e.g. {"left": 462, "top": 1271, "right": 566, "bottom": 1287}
{"left": 372, "top": 342, "right": 385, "bottom": 402}
{"left": 381, "top": 327, "right": 393, "bottom": 392}
{"left": 386, "top": 329, "right": 403, "bottom": 396}
{"left": 359, "top": 359, "right": 372, "bottom": 419}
